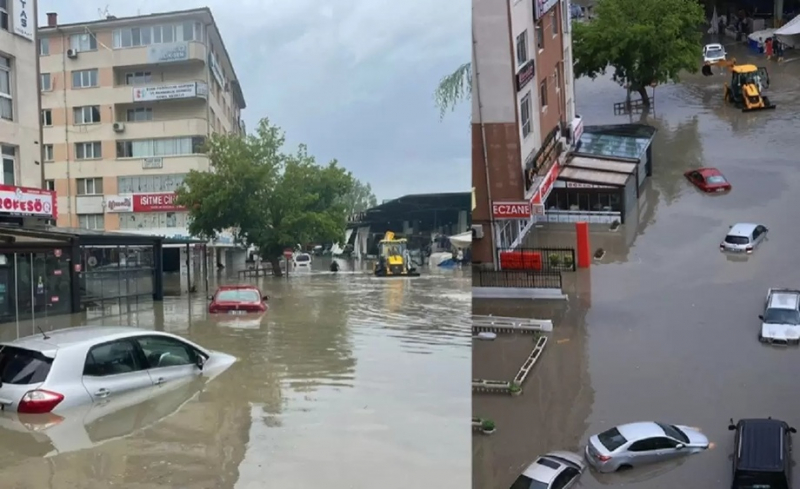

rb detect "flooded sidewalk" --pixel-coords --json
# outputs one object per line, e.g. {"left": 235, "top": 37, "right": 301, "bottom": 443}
{"left": 0, "top": 262, "right": 470, "bottom": 489}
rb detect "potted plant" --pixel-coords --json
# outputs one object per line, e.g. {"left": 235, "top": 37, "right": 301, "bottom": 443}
{"left": 481, "top": 419, "right": 496, "bottom": 434}
{"left": 548, "top": 253, "right": 561, "bottom": 268}
{"left": 509, "top": 382, "right": 522, "bottom": 396}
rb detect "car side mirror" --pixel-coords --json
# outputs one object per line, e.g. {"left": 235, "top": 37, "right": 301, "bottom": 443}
{"left": 675, "top": 443, "right": 685, "bottom": 450}
{"left": 790, "top": 427, "right": 797, "bottom": 434}
{"left": 195, "top": 355, "right": 205, "bottom": 371}
{"left": 207, "top": 296, "right": 214, "bottom": 301}
{"left": 262, "top": 296, "right": 269, "bottom": 302}
{"left": 759, "top": 315, "right": 764, "bottom": 320}
{"left": 728, "top": 418, "right": 736, "bottom": 431}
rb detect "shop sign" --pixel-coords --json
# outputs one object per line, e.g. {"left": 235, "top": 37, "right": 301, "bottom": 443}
{"left": 565, "top": 181, "right": 613, "bottom": 189}
{"left": 105, "top": 195, "right": 133, "bottom": 213}
{"left": 534, "top": 0, "right": 559, "bottom": 19}
{"left": 525, "top": 126, "right": 562, "bottom": 193}
{"left": 570, "top": 116, "right": 584, "bottom": 148}
{"left": 492, "top": 201, "right": 531, "bottom": 219}
{"left": 516, "top": 60, "right": 535, "bottom": 92}
{"left": 146, "top": 42, "right": 189, "bottom": 64}
{"left": 13, "top": 0, "right": 34, "bottom": 41}
{"left": 133, "top": 82, "right": 201, "bottom": 102}
{"left": 142, "top": 157, "right": 163, "bottom": 169}
{"left": 530, "top": 160, "right": 561, "bottom": 205}
{"left": 133, "top": 192, "right": 185, "bottom": 212}
{"left": 0, "top": 185, "right": 57, "bottom": 219}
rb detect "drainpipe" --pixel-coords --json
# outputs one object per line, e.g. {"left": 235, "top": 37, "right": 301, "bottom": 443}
{"left": 472, "top": 17, "right": 498, "bottom": 269}
{"left": 34, "top": 0, "right": 44, "bottom": 192}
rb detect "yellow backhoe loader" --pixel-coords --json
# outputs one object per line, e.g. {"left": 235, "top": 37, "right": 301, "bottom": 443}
{"left": 373, "top": 231, "right": 420, "bottom": 277}
{"left": 703, "top": 58, "right": 775, "bottom": 112}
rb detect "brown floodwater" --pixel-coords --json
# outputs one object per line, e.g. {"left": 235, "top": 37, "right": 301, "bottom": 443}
{"left": 473, "top": 42, "right": 800, "bottom": 488}
{"left": 0, "top": 260, "right": 471, "bottom": 488}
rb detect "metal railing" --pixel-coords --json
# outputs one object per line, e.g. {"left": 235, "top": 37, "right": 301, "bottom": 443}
{"left": 497, "top": 247, "right": 576, "bottom": 272}
{"left": 474, "top": 270, "right": 563, "bottom": 289}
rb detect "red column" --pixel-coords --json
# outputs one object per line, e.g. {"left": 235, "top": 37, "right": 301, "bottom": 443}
{"left": 576, "top": 221, "right": 591, "bottom": 268}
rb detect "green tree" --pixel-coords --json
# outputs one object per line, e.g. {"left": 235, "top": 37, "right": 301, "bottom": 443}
{"left": 572, "top": 0, "right": 704, "bottom": 106}
{"left": 339, "top": 180, "right": 378, "bottom": 216}
{"left": 434, "top": 62, "right": 472, "bottom": 118}
{"left": 175, "top": 118, "right": 356, "bottom": 276}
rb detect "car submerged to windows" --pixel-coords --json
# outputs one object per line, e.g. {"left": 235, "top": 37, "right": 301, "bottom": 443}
{"left": 585, "top": 421, "right": 710, "bottom": 473}
{"left": 720, "top": 223, "right": 768, "bottom": 254}
{"left": 208, "top": 285, "right": 268, "bottom": 314}
{"left": 759, "top": 288, "right": 800, "bottom": 345}
{"left": 0, "top": 326, "right": 235, "bottom": 414}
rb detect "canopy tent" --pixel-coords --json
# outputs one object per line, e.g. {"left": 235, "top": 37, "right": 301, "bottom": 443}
{"left": 449, "top": 232, "right": 472, "bottom": 249}
{"left": 776, "top": 15, "right": 800, "bottom": 48}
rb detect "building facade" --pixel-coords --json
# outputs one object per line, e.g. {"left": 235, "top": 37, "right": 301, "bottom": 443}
{"left": 38, "top": 8, "right": 246, "bottom": 241}
{"left": 472, "top": 0, "right": 580, "bottom": 267}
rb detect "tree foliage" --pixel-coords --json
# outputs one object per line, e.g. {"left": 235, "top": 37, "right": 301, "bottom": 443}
{"left": 434, "top": 62, "right": 472, "bottom": 118}
{"left": 339, "top": 180, "right": 377, "bottom": 215}
{"left": 572, "top": 0, "right": 705, "bottom": 104}
{"left": 174, "top": 118, "right": 356, "bottom": 275}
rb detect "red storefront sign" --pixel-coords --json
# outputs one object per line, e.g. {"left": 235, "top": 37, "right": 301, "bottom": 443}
{"left": 133, "top": 193, "right": 185, "bottom": 212}
{"left": 0, "top": 185, "right": 57, "bottom": 219}
{"left": 492, "top": 201, "right": 532, "bottom": 219}
{"left": 530, "top": 162, "right": 560, "bottom": 205}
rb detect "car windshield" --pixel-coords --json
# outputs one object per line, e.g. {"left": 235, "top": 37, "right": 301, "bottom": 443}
{"left": 295, "top": 254, "right": 310, "bottom": 262}
{"left": 706, "top": 175, "right": 726, "bottom": 184}
{"left": 216, "top": 290, "right": 260, "bottom": 302}
{"left": 598, "top": 427, "right": 628, "bottom": 451}
{"left": 764, "top": 308, "right": 800, "bottom": 325}
{"left": 657, "top": 422, "right": 690, "bottom": 443}
{"left": 706, "top": 47, "right": 724, "bottom": 57}
{"left": 725, "top": 235, "right": 750, "bottom": 245}
{"left": 0, "top": 346, "right": 53, "bottom": 384}
{"left": 509, "top": 475, "right": 549, "bottom": 489}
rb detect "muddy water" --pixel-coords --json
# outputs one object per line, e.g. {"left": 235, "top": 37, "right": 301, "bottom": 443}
{"left": 0, "top": 260, "right": 470, "bottom": 489}
{"left": 474, "top": 42, "right": 800, "bottom": 488}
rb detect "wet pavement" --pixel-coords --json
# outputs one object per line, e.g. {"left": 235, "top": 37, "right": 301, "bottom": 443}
{"left": 473, "top": 41, "right": 800, "bottom": 488}
{"left": 0, "top": 259, "right": 470, "bottom": 489}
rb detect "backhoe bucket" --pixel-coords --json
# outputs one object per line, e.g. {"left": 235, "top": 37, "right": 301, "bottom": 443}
{"left": 742, "top": 96, "right": 776, "bottom": 112}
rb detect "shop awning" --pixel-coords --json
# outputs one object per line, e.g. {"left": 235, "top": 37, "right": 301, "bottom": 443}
{"left": 558, "top": 167, "right": 631, "bottom": 187}
{"left": 567, "top": 156, "right": 637, "bottom": 174}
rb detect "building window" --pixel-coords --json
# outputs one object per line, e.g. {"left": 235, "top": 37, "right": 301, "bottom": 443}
{"left": 540, "top": 80, "right": 548, "bottom": 109}
{"left": 551, "top": 11, "right": 559, "bottom": 36}
{"left": 78, "top": 214, "right": 105, "bottom": 230}
{"left": 520, "top": 93, "right": 532, "bottom": 138}
{"left": 45, "top": 180, "right": 55, "bottom": 191}
{"left": 77, "top": 177, "right": 104, "bottom": 195}
{"left": 44, "top": 145, "right": 54, "bottom": 162}
{"left": 41, "top": 73, "right": 52, "bottom": 91}
{"left": 126, "top": 107, "right": 153, "bottom": 122}
{"left": 119, "top": 211, "right": 188, "bottom": 230}
{"left": 116, "top": 137, "right": 205, "bottom": 158}
{"left": 42, "top": 109, "right": 52, "bottom": 126}
{"left": 39, "top": 38, "right": 50, "bottom": 56}
{"left": 74, "top": 106, "right": 101, "bottom": 124}
{"left": 0, "top": 55, "right": 12, "bottom": 121}
{"left": 70, "top": 33, "right": 97, "bottom": 52}
{"left": 0, "top": 0, "right": 7, "bottom": 31}
{"left": 1, "top": 145, "right": 14, "bottom": 185}
{"left": 516, "top": 30, "right": 528, "bottom": 67}
{"left": 535, "top": 23, "right": 544, "bottom": 49}
{"left": 75, "top": 142, "right": 102, "bottom": 160}
{"left": 125, "top": 71, "right": 152, "bottom": 85}
{"left": 72, "top": 69, "right": 99, "bottom": 88}
{"left": 117, "top": 173, "right": 186, "bottom": 193}
{"left": 113, "top": 22, "right": 203, "bottom": 49}
{"left": 554, "top": 63, "right": 561, "bottom": 92}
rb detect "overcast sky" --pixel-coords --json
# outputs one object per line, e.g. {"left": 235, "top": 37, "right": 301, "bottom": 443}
{"left": 39, "top": 0, "right": 470, "bottom": 200}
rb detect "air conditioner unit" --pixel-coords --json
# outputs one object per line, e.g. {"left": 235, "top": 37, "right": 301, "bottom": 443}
{"left": 66, "top": 48, "right": 78, "bottom": 59}
{"left": 471, "top": 224, "right": 484, "bottom": 240}
{"left": 112, "top": 122, "right": 125, "bottom": 133}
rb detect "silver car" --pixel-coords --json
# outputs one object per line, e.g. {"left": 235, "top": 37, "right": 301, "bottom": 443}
{"left": 759, "top": 288, "right": 800, "bottom": 345}
{"left": 510, "top": 451, "right": 585, "bottom": 489}
{"left": 0, "top": 326, "right": 235, "bottom": 414}
{"left": 585, "top": 422, "right": 710, "bottom": 473}
{"left": 720, "top": 223, "right": 768, "bottom": 254}
{"left": 703, "top": 43, "right": 727, "bottom": 64}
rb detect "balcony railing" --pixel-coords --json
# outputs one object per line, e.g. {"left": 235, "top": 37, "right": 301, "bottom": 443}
{"left": 473, "top": 270, "right": 563, "bottom": 289}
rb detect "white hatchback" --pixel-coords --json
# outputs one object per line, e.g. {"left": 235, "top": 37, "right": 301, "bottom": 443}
{"left": 703, "top": 43, "right": 727, "bottom": 64}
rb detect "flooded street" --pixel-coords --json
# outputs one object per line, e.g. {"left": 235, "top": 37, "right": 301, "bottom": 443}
{"left": 0, "top": 261, "right": 470, "bottom": 489}
{"left": 474, "top": 42, "right": 800, "bottom": 488}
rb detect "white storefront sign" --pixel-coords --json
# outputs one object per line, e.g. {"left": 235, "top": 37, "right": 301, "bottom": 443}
{"left": 12, "top": 0, "right": 33, "bottom": 41}
{"left": 104, "top": 195, "right": 134, "bottom": 213}
{"left": 142, "top": 157, "right": 163, "bottom": 169}
{"left": 132, "top": 82, "right": 205, "bottom": 102}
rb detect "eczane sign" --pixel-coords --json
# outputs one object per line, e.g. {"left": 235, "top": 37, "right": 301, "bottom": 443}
{"left": 492, "top": 202, "right": 531, "bottom": 219}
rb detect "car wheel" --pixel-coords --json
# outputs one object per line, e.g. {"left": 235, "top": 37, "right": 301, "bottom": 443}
{"left": 616, "top": 464, "right": 633, "bottom": 472}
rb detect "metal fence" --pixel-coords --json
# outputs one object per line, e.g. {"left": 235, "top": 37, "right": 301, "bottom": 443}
{"left": 474, "top": 270, "right": 563, "bottom": 289}
{"left": 497, "top": 247, "right": 576, "bottom": 272}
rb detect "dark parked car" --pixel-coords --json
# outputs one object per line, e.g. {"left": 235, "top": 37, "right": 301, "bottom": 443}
{"left": 728, "top": 417, "right": 796, "bottom": 489}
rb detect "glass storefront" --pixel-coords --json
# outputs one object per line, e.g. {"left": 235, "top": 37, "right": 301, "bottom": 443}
{"left": 80, "top": 245, "right": 155, "bottom": 309}
{"left": 0, "top": 250, "right": 72, "bottom": 323}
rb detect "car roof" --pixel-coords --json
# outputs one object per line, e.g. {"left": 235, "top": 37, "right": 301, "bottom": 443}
{"left": 728, "top": 223, "right": 759, "bottom": 236}
{"left": 217, "top": 285, "right": 259, "bottom": 291}
{"left": 705, "top": 43, "right": 724, "bottom": 49}
{"left": 768, "top": 291, "right": 800, "bottom": 310}
{"left": 616, "top": 421, "right": 665, "bottom": 440}
{"left": 697, "top": 167, "right": 721, "bottom": 176}
{"left": 2, "top": 326, "right": 162, "bottom": 352}
{"left": 736, "top": 418, "right": 788, "bottom": 472}
{"left": 521, "top": 455, "right": 566, "bottom": 483}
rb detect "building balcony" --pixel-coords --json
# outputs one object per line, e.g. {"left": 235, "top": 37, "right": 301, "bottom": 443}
{"left": 112, "top": 117, "right": 209, "bottom": 140}
{"left": 110, "top": 41, "right": 207, "bottom": 69}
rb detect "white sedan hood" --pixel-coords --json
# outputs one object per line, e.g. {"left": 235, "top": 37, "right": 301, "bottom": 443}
{"left": 761, "top": 322, "right": 800, "bottom": 341}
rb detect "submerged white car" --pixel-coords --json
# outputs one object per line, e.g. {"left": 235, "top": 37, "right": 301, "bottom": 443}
{"left": 703, "top": 43, "right": 727, "bottom": 64}
{"left": 759, "top": 288, "right": 800, "bottom": 345}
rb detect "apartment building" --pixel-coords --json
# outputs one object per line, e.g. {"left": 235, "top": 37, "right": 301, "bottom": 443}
{"left": 38, "top": 8, "right": 246, "bottom": 238}
{"left": 471, "top": 0, "right": 581, "bottom": 267}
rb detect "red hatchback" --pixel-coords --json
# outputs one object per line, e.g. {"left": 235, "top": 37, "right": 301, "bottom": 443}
{"left": 208, "top": 285, "right": 268, "bottom": 314}
{"left": 684, "top": 168, "right": 732, "bottom": 193}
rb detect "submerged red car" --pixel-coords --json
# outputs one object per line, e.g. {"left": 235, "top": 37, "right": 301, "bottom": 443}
{"left": 208, "top": 285, "right": 268, "bottom": 314}
{"left": 684, "top": 168, "right": 732, "bottom": 193}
